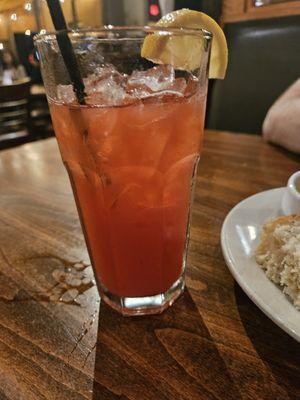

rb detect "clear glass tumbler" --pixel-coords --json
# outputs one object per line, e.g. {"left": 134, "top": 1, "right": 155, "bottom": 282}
{"left": 35, "top": 27, "right": 211, "bottom": 315}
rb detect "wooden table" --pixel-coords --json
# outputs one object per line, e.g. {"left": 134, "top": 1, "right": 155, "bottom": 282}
{"left": 0, "top": 131, "right": 299, "bottom": 400}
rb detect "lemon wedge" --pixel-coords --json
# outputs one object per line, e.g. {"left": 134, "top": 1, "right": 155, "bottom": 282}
{"left": 141, "top": 9, "right": 228, "bottom": 79}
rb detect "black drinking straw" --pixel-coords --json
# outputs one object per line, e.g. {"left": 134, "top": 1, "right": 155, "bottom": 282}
{"left": 46, "top": 0, "right": 86, "bottom": 104}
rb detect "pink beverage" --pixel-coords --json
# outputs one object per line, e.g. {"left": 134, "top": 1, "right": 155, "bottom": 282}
{"left": 36, "top": 28, "right": 211, "bottom": 315}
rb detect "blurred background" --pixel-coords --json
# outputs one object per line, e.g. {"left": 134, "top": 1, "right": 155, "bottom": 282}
{"left": 0, "top": 0, "right": 299, "bottom": 150}
{"left": 0, "top": 0, "right": 222, "bottom": 58}
{"left": 0, "top": 0, "right": 222, "bottom": 65}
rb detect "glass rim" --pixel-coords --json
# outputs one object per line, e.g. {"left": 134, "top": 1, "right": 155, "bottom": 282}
{"left": 34, "top": 25, "right": 212, "bottom": 44}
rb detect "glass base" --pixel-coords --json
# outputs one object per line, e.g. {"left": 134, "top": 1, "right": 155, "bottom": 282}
{"left": 99, "top": 274, "right": 185, "bottom": 316}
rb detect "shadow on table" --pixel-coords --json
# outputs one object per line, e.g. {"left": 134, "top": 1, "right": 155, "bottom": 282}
{"left": 235, "top": 283, "right": 300, "bottom": 400}
{"left": 91, "top": 289, "right": 242, "bottom": 400}
{"left": 265, "top": 142, "right": 300, "bottom": 163}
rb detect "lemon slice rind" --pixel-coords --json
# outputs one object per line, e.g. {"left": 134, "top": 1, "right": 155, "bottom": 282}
{"left": 141, "top": 9, "right": 228, "bottom": 79}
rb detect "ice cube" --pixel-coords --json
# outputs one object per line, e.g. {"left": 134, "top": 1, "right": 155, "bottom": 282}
{"left": 83, "top": 65, "right": 125, "bottom": 92}
{"left": 56, "top": 65, "right": 127, "bottom": 106}
{"left": 126, "top": 65, "right": 186, "bottom": 98}
{"left": 185, "top": 75, "right": 200, "bottom": 97}
{"left": 57, "top": 84, "right": 76, "bottom": 104}
{"left": 56, "top": 65, "right": 188, "bottom": 105}
{"left": 84, "top": 66, "right": 127, "bottom": 106}
{"left": 86, "top": 77, "right": 126, "bottom": 106}
{"left": 127, "top": 65, "right": 174, "bottom": 92}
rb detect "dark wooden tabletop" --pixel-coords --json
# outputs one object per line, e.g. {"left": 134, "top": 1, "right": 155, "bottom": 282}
{"left": 0, "top": 130, "right": 299, "bottom": 400}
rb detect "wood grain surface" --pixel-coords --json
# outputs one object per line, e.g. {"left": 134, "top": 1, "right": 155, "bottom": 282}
{"left": 0, "top": 131, "right": 299, "bottom": 400}
{"left": 222, "top": 0, "right": 300, "bottom": 23}
{"left": 221, "top": 0, "right": 246, "bottom": 24}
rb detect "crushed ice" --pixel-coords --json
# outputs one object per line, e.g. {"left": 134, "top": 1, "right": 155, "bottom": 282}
{"left": 56, "top": 64, "right": 189, "bottom": 105}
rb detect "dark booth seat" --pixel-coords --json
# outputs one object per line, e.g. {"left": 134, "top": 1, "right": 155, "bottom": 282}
{"left": 207, "top": 15, "right": 300, "bottom": 134}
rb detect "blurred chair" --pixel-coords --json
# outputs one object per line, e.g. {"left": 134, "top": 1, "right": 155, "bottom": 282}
{"left": 0, "top": 78, "right": 32, "bottom": 150}
{"left": 206, "top": 15, "right": 300, "bottom": 134}
{"left": 0, "top": 80, "right": 53, "bottom": 151}
{"left": 29, "top": 86, "right": 53, "bottom": 139}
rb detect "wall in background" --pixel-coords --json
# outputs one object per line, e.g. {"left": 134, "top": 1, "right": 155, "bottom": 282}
{"left": 0, "top": 14, "right": 9, "bottom": 39}
{"left": 77, "top": 0, "right": 102, "bottom": 28}
{"left": 123, "top": 0, "right": 147, "bottom": 25}
{"left": 222, "top": 0, "right": 300, "bottom": 22}
{"left": 40, "top": 0, "right": 73, "bottom": 30}
{"left": 102, "top": 0, "right": 125, "bottom": 25}
{"left": 0, "top": 0, "right": 103, "bottom": 43}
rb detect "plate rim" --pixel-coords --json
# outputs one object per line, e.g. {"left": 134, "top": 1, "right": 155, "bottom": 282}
{"left": 221, "top": 187, "right": 300, "bottom": 342}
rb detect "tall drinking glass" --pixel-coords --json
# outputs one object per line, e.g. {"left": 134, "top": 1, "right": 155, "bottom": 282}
{"left": 35, "top": 27, "right": 211, "bottom": 315}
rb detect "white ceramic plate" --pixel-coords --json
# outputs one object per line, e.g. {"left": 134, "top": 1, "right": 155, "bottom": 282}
{"left": 221, "top": 188, "right": 300, "bottom": 342}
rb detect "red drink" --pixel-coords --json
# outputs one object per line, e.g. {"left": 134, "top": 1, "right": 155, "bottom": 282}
{"left": 50, "top": 86, "right": 205, "bottom": 299}
{"left": 36, "top": 26, "right": 211, "bottom": 314}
